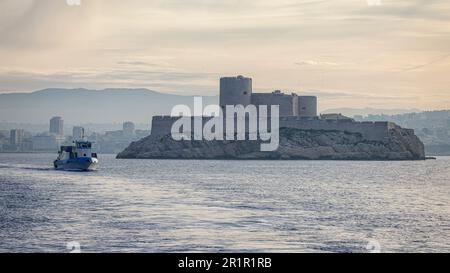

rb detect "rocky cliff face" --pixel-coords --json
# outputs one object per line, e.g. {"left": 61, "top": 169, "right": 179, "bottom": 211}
{"left": 116, "top": 127, "right": 425, "bottom": 160}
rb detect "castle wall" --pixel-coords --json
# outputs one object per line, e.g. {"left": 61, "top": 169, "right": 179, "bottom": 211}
{"left": 151, "top": 115, "right": 256, "bottom": 139}
{"left": 279, "top": 117, "right": 390, "bottom": 141}
{"left": 251, "top": 92, "right": 297, "bottom": 117}
{"left": 151, "top": 116, "right": 391, "bottom": 141}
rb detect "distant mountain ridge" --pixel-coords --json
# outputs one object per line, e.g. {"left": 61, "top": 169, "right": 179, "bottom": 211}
{"left": 0, "top": 88, "right": 218, "bottom": 124}
{"left": 0, "top": 88, "right": 441, "bottom": 124}
{"left": 322, "top": 107, "right": 422, "bottom": 117}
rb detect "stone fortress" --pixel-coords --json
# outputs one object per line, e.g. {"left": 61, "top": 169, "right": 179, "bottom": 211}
{"left": 220, "top": 75, "right": 317, "bottom": 118}
{"left": 150, "top": 75, "right": 407, "bottom": 142}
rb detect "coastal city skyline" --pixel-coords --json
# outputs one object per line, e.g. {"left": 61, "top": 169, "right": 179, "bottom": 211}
{"left": 0, "top": 115, "right": 150, "bottom": 154}
{"left": 1, "top": 0, "right": 450, "bottom": 111}
{"left": 1, "top": 75, "right": 449, "bottom": 156}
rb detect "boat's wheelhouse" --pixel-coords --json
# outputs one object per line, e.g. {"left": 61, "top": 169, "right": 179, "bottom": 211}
{"left": 75, "top": 141, "right": 97, "bottom": 158}
{"left": 57, "top": 141, "right": 97, "bottom": 160}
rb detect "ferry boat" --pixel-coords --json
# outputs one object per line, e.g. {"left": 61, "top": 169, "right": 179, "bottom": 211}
{"left": 54, "top": 141, "right": 98, "bottom": 171}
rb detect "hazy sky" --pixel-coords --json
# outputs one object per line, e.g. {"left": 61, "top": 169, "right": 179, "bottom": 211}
{"left": 0, "top": 0, "right": 449, "bottom": 110}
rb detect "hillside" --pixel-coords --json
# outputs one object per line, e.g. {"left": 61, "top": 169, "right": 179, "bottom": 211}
{"left": 0, "top": 88, "right": 218, "bottom": 124}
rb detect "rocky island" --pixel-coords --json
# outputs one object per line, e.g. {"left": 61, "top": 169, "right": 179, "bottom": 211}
{"left": 117, "top": 125, "right": 425, "bottom": 161}
{"left": 117, "top": 76, "right": 425, "bottom": 161}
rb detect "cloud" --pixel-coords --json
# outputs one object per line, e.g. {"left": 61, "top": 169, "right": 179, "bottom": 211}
{"left": 400, "top": 53, "right": 450, "bottom": 72}
{"left": 1, "top": 0, "right": 450, "bottom": 109}
{"left": 294, "top": 60, "right": 345, "bottom": 67}
{"left": 300, "top": 89, "right": 416, "bottom": 101}
{"left": 117, "top": 61, "right": 161, "bottom": 67}
{"left": 0, "top": 67, "right": 219, "bottom": 94}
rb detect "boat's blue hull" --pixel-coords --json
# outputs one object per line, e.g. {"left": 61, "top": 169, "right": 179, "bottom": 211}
{"left": 54, "top": 157, "right": 98, "bottom": 171}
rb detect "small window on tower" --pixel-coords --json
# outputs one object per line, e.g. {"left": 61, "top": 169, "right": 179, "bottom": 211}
{"left": 243, "top": 92, "right": 248, "bottom": 95}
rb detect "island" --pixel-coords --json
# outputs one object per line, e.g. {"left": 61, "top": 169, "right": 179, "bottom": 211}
{"left": 117, "top": 124, "right": 424, "bottom": 160}
{"left": 117, "top": 76, "right": 425, "bottom": 161}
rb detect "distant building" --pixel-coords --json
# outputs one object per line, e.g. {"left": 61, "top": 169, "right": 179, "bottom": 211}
{"left": 72, "top": 126, "right": 85, "bottom": 141}
{"left": 10, "top": 129, "right": 24, "bottom": 146}
{"left": 3, "top": 129, "right": 32, "bottom": 152}
{"left": 20, "top": 139, "right": 33, "bottom": 152}
{"left": 33, "top": 133, "right": 65, "bottom": 151}
{"left": 86, "top": 123, "right": 149, "bottom": 154}
{"left": 105, "top": 130, "right": 123, "bottom": 138}
{"left": 0, "top": 130, "right": 8, "bottom": 139}
{"left": 123, "top": 121, "right": 135, "bottom": 137}
{"left": 0, "top": 130, "right": 7, "bottom": 151}
{"left": 50, "top": 117, "right": 64, "bottom": 136}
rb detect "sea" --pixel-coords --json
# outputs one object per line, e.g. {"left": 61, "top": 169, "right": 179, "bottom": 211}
{"left": 0, "top": 153, "right": 449, "bottom": 253}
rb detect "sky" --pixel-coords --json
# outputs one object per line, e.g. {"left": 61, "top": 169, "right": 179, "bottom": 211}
{"left": 0, "top": 0, "right": 450, "bottom": 111}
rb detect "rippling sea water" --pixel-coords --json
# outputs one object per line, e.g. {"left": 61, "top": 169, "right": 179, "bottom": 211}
{"left": 0, "top": 153, "right": 449, "bottom": 253}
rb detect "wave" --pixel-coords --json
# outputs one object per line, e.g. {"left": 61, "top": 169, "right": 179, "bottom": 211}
{"left": 0, "top": 164, "right": 54, "bottom": 172}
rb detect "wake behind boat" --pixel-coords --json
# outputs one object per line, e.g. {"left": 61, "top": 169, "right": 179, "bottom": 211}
{"left": 54, "top": 141, "right": 98, "bottom": 171}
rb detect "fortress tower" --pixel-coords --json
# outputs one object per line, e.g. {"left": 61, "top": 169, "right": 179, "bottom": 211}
{"left": 220, "top": 75, "right": 252, "bottom": 110}
{"left": 251, "top": 91, "right": 299, "bottom": 117}
{"left": 298, "top": 96, "right": 318, "bottom": 118}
